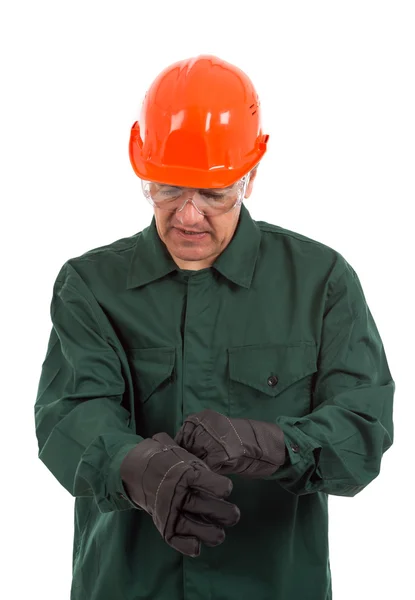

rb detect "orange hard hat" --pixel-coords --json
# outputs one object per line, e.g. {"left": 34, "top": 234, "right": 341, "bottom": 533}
{"left": 129, "top": 55, "right": 269, "bottom": 189}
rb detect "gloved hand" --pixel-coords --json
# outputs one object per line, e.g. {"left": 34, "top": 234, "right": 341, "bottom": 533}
{"left": 120, "top": 432, "right": 240, "bottom": 558}
{"left": 175, "top": 409, "right": 287, "bottom": 479}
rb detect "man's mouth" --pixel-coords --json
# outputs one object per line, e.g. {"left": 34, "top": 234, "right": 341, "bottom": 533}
{"left": 174, "top": 228, "right": 209, "bottom": 239}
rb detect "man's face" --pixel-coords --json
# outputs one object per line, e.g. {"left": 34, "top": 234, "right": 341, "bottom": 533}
{"left": 153, "top": 170, "right": 257, "bottom": 271}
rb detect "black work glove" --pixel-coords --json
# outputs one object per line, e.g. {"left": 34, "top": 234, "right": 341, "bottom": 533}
{"left": 175, "top": 409, "right": 287, "bottom": 479}
{"left": 120, "top": 432, "right": 240, "bottom": 558}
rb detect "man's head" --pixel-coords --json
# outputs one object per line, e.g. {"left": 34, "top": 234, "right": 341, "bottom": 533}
{"left": 129, "top": 55, "right": 268, "bottom": 269}
{"left": 151, "top": 166, "right": 258, "bottom": 270}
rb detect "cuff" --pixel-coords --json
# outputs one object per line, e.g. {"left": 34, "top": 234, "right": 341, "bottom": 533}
{"left": 106, "top": 443, "right": 146, "bottom": 512}
{"left": 262, "top": 420, "right": 319, "bottom": 485}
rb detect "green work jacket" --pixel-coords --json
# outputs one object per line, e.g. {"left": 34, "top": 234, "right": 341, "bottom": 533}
{"left": 34, "top": 203, "right": 395, "bottom": 600}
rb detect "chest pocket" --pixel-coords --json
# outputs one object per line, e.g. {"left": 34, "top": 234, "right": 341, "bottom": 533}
{"left": 127, "top": 347, "right": 176, "bottom": 403}
{"left": 228, "top": 342, "right": 317, "bottom": 419}
{"left": 126, "top": 347, "right": 176, "bottom": 437}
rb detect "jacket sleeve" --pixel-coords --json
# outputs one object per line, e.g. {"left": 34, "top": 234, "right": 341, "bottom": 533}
{"left": 34, "top": 262, "right": 145, "bottom": 513}
{"left": 268, "top": 258, "right": 395, "bottom": 497}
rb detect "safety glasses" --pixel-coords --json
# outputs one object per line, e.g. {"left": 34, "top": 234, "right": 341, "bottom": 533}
{"left": 141, "top": 174, "right": 250, "bottom": 217}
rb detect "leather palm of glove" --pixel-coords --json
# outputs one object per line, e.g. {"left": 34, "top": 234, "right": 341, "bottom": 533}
{"left": 120, "top": 432, "right": 240, "bottom": 558}
{"left": 174, "top": 409, "right": 287, "bottom": 478}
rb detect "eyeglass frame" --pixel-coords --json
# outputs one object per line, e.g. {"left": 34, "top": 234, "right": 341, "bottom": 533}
{"left": 141, "top": 174, "right": 251, "bottom": 217}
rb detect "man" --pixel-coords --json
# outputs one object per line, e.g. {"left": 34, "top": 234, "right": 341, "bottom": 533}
{"left": 34, "top": 55, "right": 395, "bottom": 600}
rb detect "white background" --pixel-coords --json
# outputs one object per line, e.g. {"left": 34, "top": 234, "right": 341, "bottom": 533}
{"left": 1, "top": 1, "right": 414, "bottom": 598}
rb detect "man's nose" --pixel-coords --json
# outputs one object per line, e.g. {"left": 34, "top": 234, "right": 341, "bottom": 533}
{"left": 176, "top": 195, "right": 206, "bottom": 222}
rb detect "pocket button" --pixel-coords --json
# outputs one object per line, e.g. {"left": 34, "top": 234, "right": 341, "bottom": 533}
{"left": 267, "top": 375, "right": 279, "bottom": 387}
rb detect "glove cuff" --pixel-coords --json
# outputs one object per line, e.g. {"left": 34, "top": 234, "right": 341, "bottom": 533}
{"left": 249, "top": 420, "right": 287, "bottom": 476}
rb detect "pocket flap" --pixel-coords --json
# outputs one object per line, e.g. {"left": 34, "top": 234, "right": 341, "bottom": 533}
{"left": 228, "top": 342, "right": 317, "bottom": 398}
{"left": 127, "top": 347, "right": 176, "bottom": 402}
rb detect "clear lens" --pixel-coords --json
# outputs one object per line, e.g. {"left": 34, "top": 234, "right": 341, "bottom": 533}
{"left": 141, "top": 176, "right": 249, "bottom": 216}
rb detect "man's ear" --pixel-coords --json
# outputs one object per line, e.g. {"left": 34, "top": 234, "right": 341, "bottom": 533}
{"left": 245, "top": 166, "right": 258, "bottom": 199}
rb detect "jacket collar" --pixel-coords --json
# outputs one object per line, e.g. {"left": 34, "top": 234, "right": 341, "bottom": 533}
{"left": 126, "top": 203, "right": 261, "bottom": 290}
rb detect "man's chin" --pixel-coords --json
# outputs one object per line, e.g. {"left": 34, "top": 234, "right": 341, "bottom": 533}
{"left": 170, "top": 246, "right": 216, "bottom": 265}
